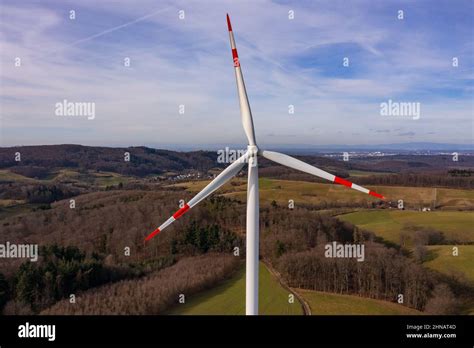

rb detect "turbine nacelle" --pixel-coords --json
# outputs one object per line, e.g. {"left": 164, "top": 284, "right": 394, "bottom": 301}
{"left": 248, "top": 145, "right": 258, "bottom": 157}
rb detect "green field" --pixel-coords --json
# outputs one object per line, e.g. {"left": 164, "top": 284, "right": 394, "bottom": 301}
{"left": 338, "top": 210, "right": 474, "bottom": 245}
{"left": 90, "top": 172, "right": 130, "bottom": 187}
{"left": 173, "top": 178, "right": 386, "bottom": 205}
{"left": 171, "top": 178, "right": 474, "bottom": 208}
{"left": 298, "top": 290, "right": 420, "bottom": 315}
{"left": 424, "top": 245, "right": 474, "bottom": 283}
{"left": 167, "top": 262, "right": 303, "bottom": 315}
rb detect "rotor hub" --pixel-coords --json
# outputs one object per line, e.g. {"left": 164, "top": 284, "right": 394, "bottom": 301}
{"left": 247, "top": 145, "right": 258, "bottom": 157}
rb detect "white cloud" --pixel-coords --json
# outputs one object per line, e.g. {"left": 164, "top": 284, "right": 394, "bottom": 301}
{"left": 1, "top": 0, "right": 472, "bottom": 147}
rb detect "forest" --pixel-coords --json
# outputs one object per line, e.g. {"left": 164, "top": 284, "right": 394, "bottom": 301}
{"left": 0, "top": 194, "right": 244, "bottom": 314}
{"left": 0, "top": 187, "right": 467, "bottom": 314}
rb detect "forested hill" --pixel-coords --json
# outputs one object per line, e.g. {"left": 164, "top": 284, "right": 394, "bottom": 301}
{"left": 1, "top": 144, "right": 472, "bottom": 180}
{"left": 0, "top": 145, "right": 223, "bottom": 177}
{"left": 0, "top": 144, "right": 347, "bottom": 178}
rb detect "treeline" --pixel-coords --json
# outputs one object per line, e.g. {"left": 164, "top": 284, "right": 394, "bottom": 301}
{"left": 26, "top": 185, "right": 76, "bottom": 204}
{"left": 259, "top": 170, "right": 474, "bottom": 189}
{"left": 41, "top": 254, "right": 239, "bottom": 315}
{"left": 9, "top": 166, "right": 52, "bottom": 180}
{"left": 351, "top": 173, "right": 474, "bottom": 189}
{"left": 277, "top": 244, "right": 432, "bottom": 310}
{"left": 0, "top": 183, "right": 81, "bottom": 203}
{"left": 259, "top": 206, "right": 362, "bottom": 260}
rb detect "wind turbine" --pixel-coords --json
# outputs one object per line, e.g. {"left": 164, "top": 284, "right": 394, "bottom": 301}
{"left": 145, "top": 14, "right": 385, "bottom": 315}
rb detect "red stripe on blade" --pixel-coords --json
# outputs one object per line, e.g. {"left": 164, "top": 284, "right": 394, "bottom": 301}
{"left": 334, "top": 176, "right": 352, "bottom": 188}
{"left": 232, "top": 48, "right": 238, "bottom": 59}
{"left": 369, "top": 191, "right": 385, "bottom": 199}
{"left": 145, "top": 228, "right": 160, "bottom": 241}
{"left": 226, "top": 14, "right": 232, "bottom": 31}
{"left": 173, "top": 204, "right": 190, "bottom": 219}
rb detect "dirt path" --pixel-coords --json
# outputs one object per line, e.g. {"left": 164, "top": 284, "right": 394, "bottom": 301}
{"left": 261, "top": 259, "right": 312, "bottom": 315}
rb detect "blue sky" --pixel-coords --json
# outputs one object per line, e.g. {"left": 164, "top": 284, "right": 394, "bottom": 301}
{"left": 1, "top": 0, "right": 473, "bottom": 148}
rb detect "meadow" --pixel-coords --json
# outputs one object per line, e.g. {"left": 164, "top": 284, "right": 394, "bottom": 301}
{"left": 297, "top": 289, "right": 420, "bottom": 315}
{"left": 167, "top": 262, "right": 303, "bottom": 315}
{"left": 337, "top": 210, "right": 474, "bottom": 245}
{"left": 424, "top": 245, "right": 474, "bottom": 283}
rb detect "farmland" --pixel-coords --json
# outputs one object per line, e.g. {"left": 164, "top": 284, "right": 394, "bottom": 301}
{"left": 167, "top": 262, "right": 303, "bottom": 315}
{"left": 171, "top": 178, "right": 474, "bottom": 208}
{"left": 297, "top": 289, "right": 420, "bottom": 315}
{"left": 337, "top": 210, "right": 474, "bottom": 245}
{"left": 424, "top": 245, "right": 474, "bottom": 283}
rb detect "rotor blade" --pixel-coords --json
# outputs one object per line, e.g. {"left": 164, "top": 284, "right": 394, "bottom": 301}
{"left": 260, "top": 150, "right": 385, "bottom": 200}
{"left": 246, "top": 154, "right": 259, "bottom": 315}
{"left": 226, "top": 14, "right": 257, "bottom": 146}
{"left": 145, "top": 151, "right": 250, "bottom": 241}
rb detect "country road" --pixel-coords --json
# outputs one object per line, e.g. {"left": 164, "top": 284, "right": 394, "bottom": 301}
{"left": 262, "top": 259, "right": 312, "bottom": 315}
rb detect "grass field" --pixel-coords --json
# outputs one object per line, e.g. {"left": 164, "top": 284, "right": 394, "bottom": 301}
{"left": 90, "top": 172, "right": 130, "bottom": 187}
{"left": 171, "top": 178, "right": 474, "bottom": 208}
{"left": 337, "top": 210, "right": 474, "bottom": 246}
{"left": 167, "top": 262, "right": 303, "bottom": 315}
{"left": 424, "top": 245, "right": 474, "bottom": 283}
{"left": 298, "top": 289, "right": 420, "bottom": 315}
